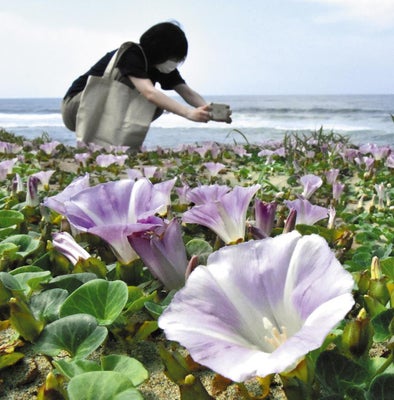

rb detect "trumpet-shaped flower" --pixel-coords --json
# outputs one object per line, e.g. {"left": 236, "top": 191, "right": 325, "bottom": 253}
{"left": 43, "top": 174, "right": 90, "bottom": 215}
{"left": 32, "top": 170, "right": 55, "bottom": 191}
{"left": 300, "top": 174, "right": 322, "bottom": 199}
{"left": 61, "top": 178, "right": 175, "bottom": 264}
{"left": 254, "top": 199, "right": 277, "bottom": 238}
{"left": 39, "top": 141, "right": 61, "bottom": 156}
{"left": 182, "top": 185, "right": 260, "bottom": 244}
{"left": 285, "top": 198, "right": 328, "bottom": 226}
{"left": 128, "top": 218, "right": 188, "bottom": 290}
{"left": 95, "top": 154, "right": 128, "bottom": 167}
{"left": 185, "top": 184, "right": 230, "bottom": 205}
{"left": 203, "top": 162, "right": 226, "bottom": 177}
{"left": 159, "top": 232, "right": 355, "bottom": 382}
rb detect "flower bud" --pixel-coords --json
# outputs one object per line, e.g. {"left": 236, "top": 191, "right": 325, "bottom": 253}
{"left": 342, "top": 309, "right": 372, "bottom": 357}
{"left": 369, "top": 256, "right": 390, "bottom": 305}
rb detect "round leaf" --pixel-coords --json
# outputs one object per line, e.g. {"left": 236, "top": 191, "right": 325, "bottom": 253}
{"left": 0, "top": 210, "right": 24, "bottom": 228}
{"left": 34, "top": 314, "right": 107, "bottom": 359}
{"left": 67, "top": 371, "right": 143, "bottom": 400}
{"left": 101, "top": 355, "right": 148, "bottom": 386}
{"left": 60, "top": 279, "right": 128, "bottom": 325}
{"left": 1, "top": 234, "right": 41, "bottom": 258}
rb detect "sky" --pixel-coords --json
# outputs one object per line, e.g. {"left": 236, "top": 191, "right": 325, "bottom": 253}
{"left": 1, "top": 0, "right": 394, "bottom": 97}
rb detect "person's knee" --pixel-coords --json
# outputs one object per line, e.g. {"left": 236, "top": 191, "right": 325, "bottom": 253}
{"left": 61, "top": 94, "right": 81, "bottom": 131}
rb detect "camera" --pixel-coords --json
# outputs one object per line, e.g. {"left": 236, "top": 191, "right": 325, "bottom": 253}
{"left": 210, "top": 103, "right": 232, "bottom": 123}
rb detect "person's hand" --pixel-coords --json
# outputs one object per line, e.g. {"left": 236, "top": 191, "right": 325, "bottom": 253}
{"left": 185, "top": 104, "right": 211, "bottom": 123}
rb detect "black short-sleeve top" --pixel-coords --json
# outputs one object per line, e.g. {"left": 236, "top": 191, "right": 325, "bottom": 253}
{"left": 64, "top": 43, "right": 186, "bottom": 99}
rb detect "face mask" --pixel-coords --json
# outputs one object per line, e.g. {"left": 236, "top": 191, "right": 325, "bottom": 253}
{"left": 155, "top": 60, "right": 180, "bottom": 74}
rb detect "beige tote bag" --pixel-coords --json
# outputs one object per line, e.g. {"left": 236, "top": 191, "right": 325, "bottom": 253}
{"left": 75, "top": 42, "right": 156, "bottom": 148}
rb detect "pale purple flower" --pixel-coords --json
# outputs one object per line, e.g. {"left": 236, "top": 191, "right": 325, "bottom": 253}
{"left": 87, "top": 142, "right": 104, "bottom": 152}
{"left": 355, "top": 156, "right": 374, "bottom": 171}
{"left": 253, "top": 199, "right": 277, "bottom": 238}
{"left": 0, "top": 158, "right": 17, "bottom": 180}
{"left": 359, "top": 143, "right": 391, "bottom": 161}
{"left": 209, "top": 142, "right": 221, "bottom": 159}
{"left": 127, "top": 168, "right": 144, "bottom": 180}
{"left": 386, "top": 154, "right": 394, "bottom": 168}
{"left": 325, "top": 169, "right": 339, "bottom": 185}
{"left": 285, "top": 198, "right": 329, "bottom": 226}
{"left": 185, "top": 184, "right": 230, "bottom": 205}
{"left": 332, "top": 182, "right": 345, "bottom": 201}
{"left": 176, "top": 184, "right": 190, "bottom": 205}
{"left": 52, "top": 232, "right": 90, "bottom": 265}
{"left": 300, "top": 174, "right": 323, "bottom": 199}
{"left": 257, "top": 149, "right": 275, "bottom": 165}
{"left": 128, "top": 218, "right": 188, "bottom": 290}
{"left": 233, "top": 145, "right": 251, "bottom": 158}
{"left": 203, "top": 162, "right": 226, "bottom": 177}
{"left": 374, "top": 183, "right": 386, "bottom": 210}
{"left": 305, "top": 150, "right": 315, "bottom": 159}
{"left": 159, "top": 232, "right": 355, "bottom": 382}
{"left": 39, "top": 141, "right": 61, "bottom": 156}
{"left": 0, "top": 142, "right": 22, "bottom": 154}
{"left": 12, "top": 173, "right": 24, "bottom": 194}
{"left": 182, "top": 185, "right": 260, "bottom": 244}
{"left": 32, "top": 170, "right": 55, "bottom": 190}
{"left": 194, "top": 146, "right": 210, "bottom": 158}
{"left": 143, "top": 166, "right": 159, "bottom": 179}
{"left": 340, "top": 148, "right": 359, "bottom": 162}
{"left": 61, "top": 178, "right": 175, "bottom": 264}
{"left": 327, "top": 206, "right": 336, "bottom": 229}
{"left": 43, "top": 174, "right": 90, "bottom": 215}
{"left": 26, "top": 175, "right": 40, "bottom": 207}
{"left": 370, "top": 145, "right": 391, "bottom": 161}
{"left": 95, "top": 154, "right": 127, "bottom": 167}
{"left": 74, "top": 152, "right": 91, "bottom": 167}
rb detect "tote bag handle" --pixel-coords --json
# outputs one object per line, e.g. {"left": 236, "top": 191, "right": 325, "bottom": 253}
{"left": 103, "top": 42, "right": 149, "bottom": 79}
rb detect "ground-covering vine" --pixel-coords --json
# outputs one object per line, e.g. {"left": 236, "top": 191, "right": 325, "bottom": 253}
{"left": 0, "top": 128, "right": 393, "bottom": 399}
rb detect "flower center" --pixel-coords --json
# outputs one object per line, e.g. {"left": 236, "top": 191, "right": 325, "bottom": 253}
{"left": 263, "top": 317, "right": 288, "bottom": 350}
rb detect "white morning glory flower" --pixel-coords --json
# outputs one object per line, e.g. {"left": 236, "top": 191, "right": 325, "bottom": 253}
{"left": 159, "top": 231, "right": 355, "bottom": 382}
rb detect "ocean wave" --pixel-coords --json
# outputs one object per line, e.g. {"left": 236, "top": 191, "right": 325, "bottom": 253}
{"left": 233, "top": 107, "right": 386, "bottom": 115}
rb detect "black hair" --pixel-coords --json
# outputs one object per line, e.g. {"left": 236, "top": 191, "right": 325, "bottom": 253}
{"left": 140, "top": 21, "right": 188, "bottom": 65}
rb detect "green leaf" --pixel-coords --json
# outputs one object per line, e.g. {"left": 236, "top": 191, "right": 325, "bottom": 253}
{"left": 67, "top": 371, "right": 143, "bottom": 400}
{"left": 371, "top": 308, "right": 394, "bottom": 342}
{"left": 34, "top": 314, "right": 108, "bottom": 359}
{"left": 1, "top": 234, "right": 41, "bottom": 258}
{"left": 0, "top": 242, "right": 18, "bottom": 258}
{"left": 101, "top": 355, "right": 148, "bottom": 386}
{"left": 186, "top": 238, "right": 213, "bottom": 264}
{"left": 367, "top": 374, "right": 394, "bottom": 400}
{"left": 10, "top": 270, "right": 51, "bottom": 296}
{"left": 0, "top": 352, "right": 24, "bottom": 370}
{"left": 30, "top": 288, "right": 69, "bottom": 322}
{"left": 0, "top": 210, "right": 24, "bottom": 228}
{"left": 60, "top": 279, "right": 128, "bottom": 325}
{"left": 53, "top": 359, "right": 100, "bottom": 379}
{"left": 45, "top": 272, "right": 97, "bottom": 293}
{"left": 315, "top": 351, "right": 369, "bottom": 396}
{"left": 380, "top": 257, "right": 394, "bottom": 280}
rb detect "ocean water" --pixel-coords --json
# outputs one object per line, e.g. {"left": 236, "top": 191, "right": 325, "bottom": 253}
{"left": 0, "top": 95, "right": 393, "bottom": 148}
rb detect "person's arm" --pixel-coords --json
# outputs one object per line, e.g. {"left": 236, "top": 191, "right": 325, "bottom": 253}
{"left": 174, "top": 83, "right": 207, "bottom": 108}
{"left": 129, "top": 76, "right": 210, "bottom": 123}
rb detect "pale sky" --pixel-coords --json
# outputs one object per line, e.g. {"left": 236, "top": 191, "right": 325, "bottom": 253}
{"left": 1, "top": 0, "right": 394, "bottom": 97}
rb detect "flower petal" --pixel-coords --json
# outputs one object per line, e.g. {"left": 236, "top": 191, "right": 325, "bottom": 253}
{"left": 159, "top": 232, "right": 355, "bottom": 382}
